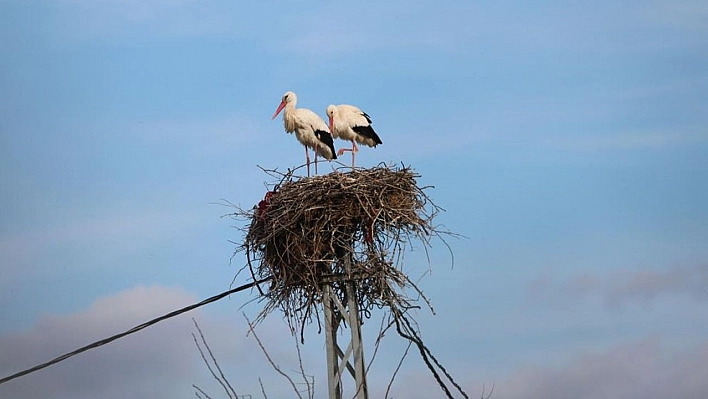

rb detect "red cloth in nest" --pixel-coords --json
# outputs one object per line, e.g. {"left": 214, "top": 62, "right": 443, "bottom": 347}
{"left": 256, "top": 191, "right": 275, "bottom": 221}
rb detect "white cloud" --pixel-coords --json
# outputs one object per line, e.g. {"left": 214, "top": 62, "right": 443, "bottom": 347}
{"left": 0, "top": 285, "right": 360, "bottom": 398}
{"left": 0, "top": 285, "right": 200, "bottom": 399}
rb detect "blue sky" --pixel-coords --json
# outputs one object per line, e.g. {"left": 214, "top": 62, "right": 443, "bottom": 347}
{"left": 1, "top": 0, "right": 707, "bottom": 398}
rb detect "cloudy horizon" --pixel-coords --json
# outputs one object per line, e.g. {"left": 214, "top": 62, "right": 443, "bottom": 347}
{"left": 2, "top": 0, "right": 707, "bottom": 398}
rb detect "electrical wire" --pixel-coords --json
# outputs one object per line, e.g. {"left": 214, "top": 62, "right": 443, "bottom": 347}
{"left": 0, "top": 277, "right": 272, "bottom": 385}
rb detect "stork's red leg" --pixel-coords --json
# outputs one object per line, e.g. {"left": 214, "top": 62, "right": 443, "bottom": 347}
{"left": 314, "top": 147, "right": 319, "bottom": 175}
{"left": 304, "top": 145, "right": 311, "bottom": 177}
{"left": 337, "top": 142, "right": 357, "bottom": 156}
{"left": 337, "top": 140, "right": 358, "bottom": 169}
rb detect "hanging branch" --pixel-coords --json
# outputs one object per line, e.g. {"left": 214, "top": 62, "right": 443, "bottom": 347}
{"left": 390, "top": 305, "right": 469, "bottom": 399}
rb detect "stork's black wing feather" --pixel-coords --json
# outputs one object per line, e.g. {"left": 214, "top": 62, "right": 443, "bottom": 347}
{"left": 313, "top": 128, "right": 337, "bottom": 160}
{"left": 352, "top": 125, "right": 383, "bottom": 146}
{"left": 360, "top": 111, "right": 373, "bottom": 124}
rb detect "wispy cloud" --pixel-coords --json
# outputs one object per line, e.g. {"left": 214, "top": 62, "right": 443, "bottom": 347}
{"left": 642, "top": 0, "right": 708, "bottom": 33}
{"left": 0, "top": 207, "right": 199, "bottom": 285}
{"left": 123, "top": 113, "right": 269, "bottom": 156}
{"left": 498, "top": 337, "right": 708, "bottom": 399}
{"left": 542, "top": 129, "right": 708, "bottom": 151}
{"left": 279, "top": 2, "right": 473, "bottom": 58}
{"left": 530, "top": 263, "right": 708, "bottom": 307}
{"left": 279, "top": 0, "right": 708, "bottom": 63}
{"left": 385, "top": 337, "right": 708, "bottom": 399}
{"left": 50, "top": 0, "right": 246, "bottom": 40}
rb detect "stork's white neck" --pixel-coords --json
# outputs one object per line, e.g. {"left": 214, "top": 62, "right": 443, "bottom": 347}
{"left": 283, "top": 101, "right": 297, "bottom": 133}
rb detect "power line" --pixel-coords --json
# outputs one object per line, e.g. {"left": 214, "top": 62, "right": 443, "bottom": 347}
{"left": 0, "top": 277, "right": 272, "bottom": 386}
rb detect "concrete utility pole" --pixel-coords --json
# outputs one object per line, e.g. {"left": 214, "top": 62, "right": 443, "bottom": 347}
{"left": 322, "top": 256, "right": 369, "bottom": 399}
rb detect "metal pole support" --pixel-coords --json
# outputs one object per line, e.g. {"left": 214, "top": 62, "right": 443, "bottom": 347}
{"left": 323, "top": 256, "right": 369, "bottom": 399}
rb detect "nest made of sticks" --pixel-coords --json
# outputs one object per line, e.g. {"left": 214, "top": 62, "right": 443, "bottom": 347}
{"left": 231, "top": 164, "right": 446, "bottom": 334}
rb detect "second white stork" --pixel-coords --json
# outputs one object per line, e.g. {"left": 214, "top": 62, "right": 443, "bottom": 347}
{"left": 326, "top": 104, "right": 383, "bottom": 168}
{"left": 272, "top": 91, "right": 337, "bottom": 176}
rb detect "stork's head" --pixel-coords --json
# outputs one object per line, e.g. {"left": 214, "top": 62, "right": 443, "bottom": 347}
{"left": 325, "top": 104, "right": 337, "bottom": 132}
{"left": 271, "top": 91, "right": 297, "bottom": 120}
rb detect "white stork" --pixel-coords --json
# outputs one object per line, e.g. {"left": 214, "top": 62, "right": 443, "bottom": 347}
{"left": 271, "top": 91, "right": 337, "bottom": 176}
{"left": 326, "top": 104, "right": 382, "bottom": 168}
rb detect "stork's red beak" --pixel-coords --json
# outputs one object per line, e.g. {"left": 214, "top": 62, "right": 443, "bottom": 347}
{"left": 328, "top": 115, "right": 334, "bottom": 133}
{"left": 271, "top": 100, "right": 286, "bottom": 120}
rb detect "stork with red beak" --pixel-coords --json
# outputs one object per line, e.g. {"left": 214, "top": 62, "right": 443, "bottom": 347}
{"left": 272, "top": 91, "right": 337, "bottom": 176}
{"left": 326, "top": 104, "right": 382, "bottom": 168}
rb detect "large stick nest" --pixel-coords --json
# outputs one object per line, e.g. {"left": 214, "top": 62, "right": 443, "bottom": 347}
{"left": 231, "top": 164, "right": 446, "bottom": 333}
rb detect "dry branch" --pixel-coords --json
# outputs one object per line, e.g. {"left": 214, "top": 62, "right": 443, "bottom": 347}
{"left": 191, "top": 318, "right": 238, "bottom": 399}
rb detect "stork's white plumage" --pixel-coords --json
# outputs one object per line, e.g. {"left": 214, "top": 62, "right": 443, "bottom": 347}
{"left": 326, "top": 104, "right": 382, "bottom": 168}
{"left": 272, "top": 91, "right": 337, "bottom": 176}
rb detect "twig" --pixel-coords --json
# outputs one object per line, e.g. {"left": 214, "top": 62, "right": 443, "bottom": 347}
{"left": 243, "top": 313, "right": 304, "bottom": 399}
{"left": 258, "top": 377, "right": 268, "bottom": 399}
{"left": 293, "top": 337, "right": 314, "bottom": 399}
{"left": 481, "top": 382, "right": 495, "bottom": 399}
{"left": 193, "top": 384, "right": 213, "bottom": 399}
{"left": 385, "top": 341, "right": 412, "bottom": 399}
{"left": 366, "top": 313, "right": 396, "bottom": 375}
{"left": 192, "top": 318, "right": 238, "bottom": 399}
